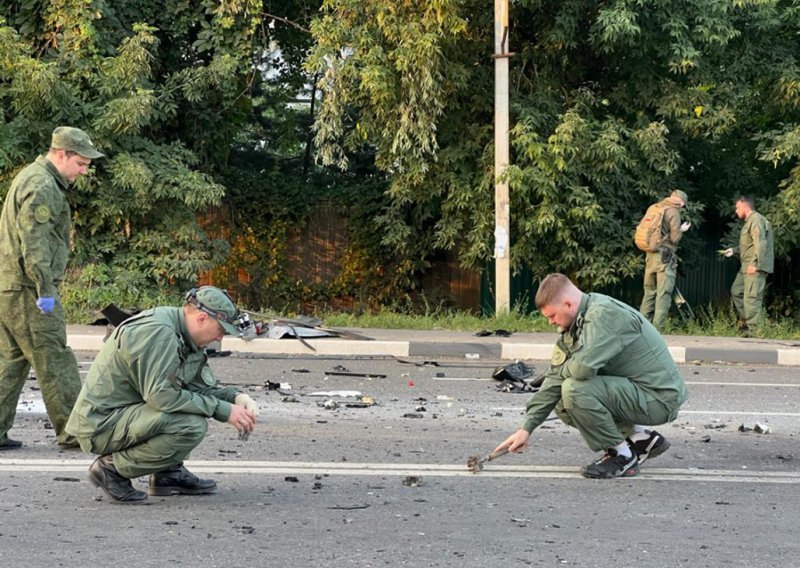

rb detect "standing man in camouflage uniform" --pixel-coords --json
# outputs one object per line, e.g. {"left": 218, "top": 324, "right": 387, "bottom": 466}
{"left": 722, "top": 196, "right": 774, "bottom": 334}
{"left": 495, "top": 274, "right": 688, "bottom": 479}
{"left": 66, "top": 286, "right": 259, "bottom": 504}
{"left": 639, "top": 190, "right": 691, "bottom": 329}
{"left": 0, "top": 127, "right": 103, "bottom": 450}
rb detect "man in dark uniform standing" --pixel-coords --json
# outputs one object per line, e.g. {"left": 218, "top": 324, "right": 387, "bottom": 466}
{"left": 0, "top": 127, "right": 103, "bottom": 450}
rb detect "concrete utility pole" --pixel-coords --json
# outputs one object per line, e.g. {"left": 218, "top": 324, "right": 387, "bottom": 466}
{"left": 493, "top": 0, "right": 511, "bottom": 314}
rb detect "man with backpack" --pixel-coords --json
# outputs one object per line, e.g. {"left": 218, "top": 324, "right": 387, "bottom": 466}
{"left": 636, "top": 190, "right": 691, "bottom": 329}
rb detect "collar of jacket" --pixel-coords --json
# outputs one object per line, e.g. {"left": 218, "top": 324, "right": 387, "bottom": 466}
{"left": 177, "top": 308, "right": 203, "bottom": 354}
{"left": 567, "top": 293, "right": 591, "bottom": 339}
{"left": 660, "top": 196, "right": 683, "bottom": 209}
{"left": 36, "top": 155, "right": 70, "bottom": 190}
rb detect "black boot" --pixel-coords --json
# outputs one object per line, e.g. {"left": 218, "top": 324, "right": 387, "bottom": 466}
{"left": 148, "top": 463, "right": 217, "bottom": 496}
{"left": 0, "top": 437, "right": 23, "bottom": 450}
{"left": 88, "top": 454, "right": 147, "bottom": 504}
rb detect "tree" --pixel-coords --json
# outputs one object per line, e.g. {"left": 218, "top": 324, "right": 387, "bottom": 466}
{"left": 307, "top": 0, "right": 800, "bottom": 296}
{"left": 0, "top": 0, "right": 262, "bottom": 310}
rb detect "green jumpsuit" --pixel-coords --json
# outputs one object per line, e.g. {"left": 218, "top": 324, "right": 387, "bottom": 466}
{"left": 639, "top": 200, "right": 683, "bottom": 329}
{"left": 730, "top": 211, "right": 774, "bottom": 328}
{"left": 0, "top": 156, "right": 81, "bottom": 446}
{"left": 66, "top": 307, "right": 237, "bottom": 478}
{"left": 522, "top": 293, "right": 688, "bottom": 451}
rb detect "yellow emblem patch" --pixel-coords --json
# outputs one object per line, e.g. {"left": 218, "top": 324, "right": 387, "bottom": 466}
{"left": 551, "top": 344, "right": 567, "bottom": 366}
{"left": 34, "top": 205, "right": 51, "bottom": 223}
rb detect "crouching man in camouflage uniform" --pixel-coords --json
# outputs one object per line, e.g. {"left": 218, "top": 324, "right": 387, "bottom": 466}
{"left": 66, "top": 286, "right": 259, "bottom": 503}
{"left": 495, "top": 274, "right": 688, "bottom": 478}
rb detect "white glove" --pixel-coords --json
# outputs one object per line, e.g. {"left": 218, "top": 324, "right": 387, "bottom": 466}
{"left": 680, "top": 221, "right": 691, "bottom": 232}
{"left": 235, "top": 393, "right": 260, "bottom": 417}
{"left": 722, "top": 248, "right": 734, "bottom": 257}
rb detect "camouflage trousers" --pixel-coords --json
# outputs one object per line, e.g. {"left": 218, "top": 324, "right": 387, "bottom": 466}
{"left": 639, "top": 251, "right": 676, "bottom": 329}
{"left": 0, "top": 286, "right": 80, "bottom": 446}
{"left": 554, "top": 375, "right": 685, "bottom": 452}
{"left": 731, "top": 271, "right": 767, "bottom": 328}
{"left": 78, "top": 404, "right": 208, "bottom": 478}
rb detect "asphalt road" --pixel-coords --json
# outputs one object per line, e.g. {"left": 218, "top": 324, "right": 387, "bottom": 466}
{"left": 1, "top": 354, "right": 798, "bottom": 567}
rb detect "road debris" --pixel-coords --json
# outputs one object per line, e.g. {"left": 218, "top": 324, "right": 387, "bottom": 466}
{"left": 402, "top": 476, "right": 422, "bottom": 487}
{"left": 345, "top": 396, "right": 376, "bottom": 408}
{"left": 308, "top": 390, "right": 363, "bottom": 398}
{"left": 467, "top": 447, "right": 510, "bottom": 473}
{"left": 403, "top": 413, "right": 424, "bottom": 419}
{"left": 325, "top": 371, "right": 387, "bottom": 379}
{"left": 318, "top": 399, "right": 339, "bottom": 410}
{"left": 492, "top": 361, "right": 543, "bottom": 393}
{"left": 739, "top": 422, "right": 772, "bottom": 434}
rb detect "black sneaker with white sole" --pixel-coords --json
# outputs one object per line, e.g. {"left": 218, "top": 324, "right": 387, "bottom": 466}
{"left": 581, "top": 449, "right": 639, "bottom": 479}
{"left": 627, "top": 430, "right": 670, "bottom": 464}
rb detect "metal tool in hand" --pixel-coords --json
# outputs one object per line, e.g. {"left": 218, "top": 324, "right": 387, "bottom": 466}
{"left": 466, "top": 447, "right": 510, "bottom": 474}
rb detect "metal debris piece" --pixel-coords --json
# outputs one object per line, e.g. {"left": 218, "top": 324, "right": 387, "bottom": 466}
{"left": 238, "top": 430, "right": 250, "bottom": 442}
{"left": 308, "top": 390, "right": 362, "bottom": 398}
{"left": 754, "top": 423, "right": 772, "bottom": 434}
{"left": 292, "top": 368, "right": 310, "bottom": 373}
{"left": 403, "top": 413, "right": 424, "bottom": 419}
{"left": 281, "top": 395, "right": 299, "bottom": 403}
{"left": 325, "top": 371, "right": 387, "bottom": 379}
{"left": 345, "top": 396, "right": 376, "bottom": 408}
{"left": 53, "top": 476, "right": 80, "bottom": 482}
{"left": 265, "top": 381, "right": 293, "bottom": 395}
{"left": 739, "top": 423, "right": 772, "bottom": 434}
{"left": 402, "top": 476, "right": 422, "bottom": 487}
{"left": 328, "top": 504, "right": 370, "bottom": 510}
{"left": 284, "top": 476, "right": 299, "bottom": 482}
{"left": 467, "top": 447, "right": 510, "bottom": 474}
{"left": 317, "top": 399, "right": 339, "bottom": 410}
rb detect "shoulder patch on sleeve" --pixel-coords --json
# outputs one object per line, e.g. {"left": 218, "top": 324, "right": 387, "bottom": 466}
{"left": 34, "top": 204, "right": 51, "bottom": 224}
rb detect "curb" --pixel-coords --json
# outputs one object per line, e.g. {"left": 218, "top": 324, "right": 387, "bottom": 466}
{"left": 66, "top": 334, "right": 800, "bottom": 366}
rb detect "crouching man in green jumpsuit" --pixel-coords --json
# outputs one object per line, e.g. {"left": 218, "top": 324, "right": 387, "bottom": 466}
{"left": 66, "top": 286, "right": 259, "bottom": 504}
{"left": 495, "top": 274, "right": 688, "bottom": 479}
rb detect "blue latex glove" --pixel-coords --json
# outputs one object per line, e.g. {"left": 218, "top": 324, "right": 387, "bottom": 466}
{"left": 36, "top": 297, "right": 55, "bottom": 313}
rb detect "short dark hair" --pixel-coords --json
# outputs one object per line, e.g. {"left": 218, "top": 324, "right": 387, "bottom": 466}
{"left": 50, "top": 147, "right": 78, "bottom": 158}
{"left": 535, "top": 273, "right": 573, "bottom": 309}
{"left": 735, "top": 195, "right": 755, "bottom": 209}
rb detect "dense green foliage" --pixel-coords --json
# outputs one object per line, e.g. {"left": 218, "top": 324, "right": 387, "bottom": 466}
{"left": 0, "top": 0, "right": 260, "bottom": 299}
{"left": 309, "top": 0, "right": 800, "bottom": 298}
{"left": 4, "top": 1, "right": 800, "bottom": 321}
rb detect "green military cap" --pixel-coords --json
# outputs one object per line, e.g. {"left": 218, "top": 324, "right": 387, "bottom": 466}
{"left": 187, "top": 286, "right": 240, "bottom": 335}
{"left": 51, "top": 126, "right": 104, "bottom": 159}
{"left": 670, "top": 189, "right": 689, "bottom": 204}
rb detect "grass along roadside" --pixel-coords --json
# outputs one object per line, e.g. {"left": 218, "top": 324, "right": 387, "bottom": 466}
{"left": 320, "top": 305, "right": 800, "bottom": 340}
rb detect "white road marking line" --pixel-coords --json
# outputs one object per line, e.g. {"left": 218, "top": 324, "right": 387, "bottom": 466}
{"left": 679, "top": 410, "right": 800, "bottom": 417}
{"left": 1, "top": 459, "right": 797, "bottom": 484}
{"left": 487, "top": 407, "right": 800, "bottom": 417}
{"left": 685, "top": 382, "right": 800, "bottom": 387}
